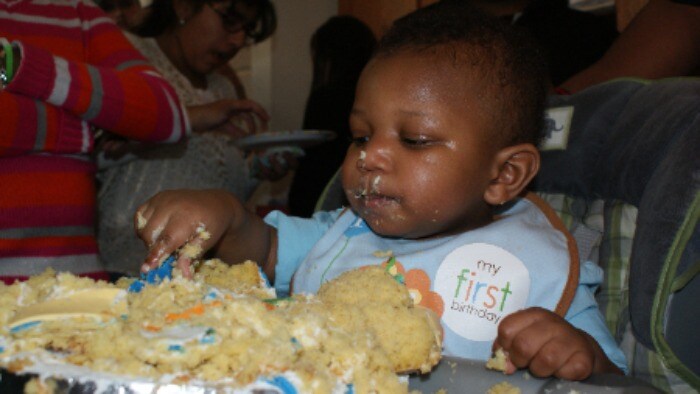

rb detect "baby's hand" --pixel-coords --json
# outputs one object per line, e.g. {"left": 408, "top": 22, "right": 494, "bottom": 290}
{"left": 492, "top": 307, "right": 599, "bottom": 380}
{"left": 134, "top": 189, "right": 238, "bottom": 277}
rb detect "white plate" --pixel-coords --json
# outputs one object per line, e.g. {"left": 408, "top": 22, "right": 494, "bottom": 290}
{"left": 234, "top": 130, "right": 336, "bottom": 150}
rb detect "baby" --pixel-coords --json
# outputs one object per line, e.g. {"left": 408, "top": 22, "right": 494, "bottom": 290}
{"left": 135, "top": 1, "right": 626, "bottom": 380}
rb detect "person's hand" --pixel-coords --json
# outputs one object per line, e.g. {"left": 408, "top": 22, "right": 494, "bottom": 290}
{"left": 492, "top": 307, "right": 618, "bottom": 380}
{"left": 187, "top": 99, "right": 270, "bottom": 137}
{"left": 95, "top": 132, "right": 130, "bottom": 160}
{"left": 134, "top": 189, "right": 239, "bottom": 277}
{"left": 253, "top": 151, "right": 300, "bottom": 181}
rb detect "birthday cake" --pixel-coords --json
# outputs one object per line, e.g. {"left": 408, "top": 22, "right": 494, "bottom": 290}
{"left": 0, "top": 260, "right": 442, "bottom": 393}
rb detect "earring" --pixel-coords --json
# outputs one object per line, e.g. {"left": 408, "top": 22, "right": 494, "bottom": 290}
{"left": 178, "top": 18, "right": 186, "bottom": 25}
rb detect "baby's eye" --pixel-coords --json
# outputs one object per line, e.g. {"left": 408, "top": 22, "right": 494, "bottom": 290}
{"left": 401, "top": 136, "right": 432, "bottom": 147}
{"left": 351, "top": 135, "right": 369, "bottom": 146}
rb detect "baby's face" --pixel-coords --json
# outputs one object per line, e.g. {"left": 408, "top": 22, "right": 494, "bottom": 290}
{"left": 342, "top": 50, "right": 499, "bottom": 239}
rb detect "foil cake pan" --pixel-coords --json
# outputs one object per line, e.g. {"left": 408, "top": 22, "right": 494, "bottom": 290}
{"left": 0, "top": 358, "right": 301, "bottom": 394}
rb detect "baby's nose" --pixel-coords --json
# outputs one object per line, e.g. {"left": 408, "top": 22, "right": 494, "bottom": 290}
{"left": 357, "top": 141, "right": 392, "bottom": 172}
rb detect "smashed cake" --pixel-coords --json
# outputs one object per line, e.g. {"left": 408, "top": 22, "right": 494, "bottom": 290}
{"left": 0, "top": 260, "right": 441, "bottom": 393}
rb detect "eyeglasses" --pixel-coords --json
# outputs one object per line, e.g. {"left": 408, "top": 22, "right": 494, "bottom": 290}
{"left": 207, "top": 3, "right": 257, "bottom": 42}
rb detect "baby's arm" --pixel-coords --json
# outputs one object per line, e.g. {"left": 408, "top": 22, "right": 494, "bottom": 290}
{"left": 135, "top": 189, "right": 276, "bottom": 278}
{"left": 492, "top": 307, "right": 622, "bottom": 380}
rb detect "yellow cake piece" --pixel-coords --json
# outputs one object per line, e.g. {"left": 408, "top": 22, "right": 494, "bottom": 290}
{"left": 0, "top": 260, "right": 442, "bottom": 393}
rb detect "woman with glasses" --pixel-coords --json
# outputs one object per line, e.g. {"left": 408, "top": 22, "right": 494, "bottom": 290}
{"left": 96, "top": 0, "right": 285, "bottom": 276}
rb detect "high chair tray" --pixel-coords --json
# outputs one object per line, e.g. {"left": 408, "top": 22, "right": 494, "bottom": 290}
{"left": 408, "top": 356, "right": 663, "bottom": 393}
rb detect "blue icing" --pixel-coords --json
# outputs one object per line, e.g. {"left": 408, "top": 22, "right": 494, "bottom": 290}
{"left": 346, "top": 383, "right": 354, "bottom": 394}
{"left": 344, "top": 217, "right": 371, "bottom": 238}
{"left": 128, "top": 255, "right": 176, "bottom": 293}
{"left": 200, "top": 328, "right": 216, "bottom": 344}
{"left": 167, "top": 344, "right": 185, "bottom": 352}
{"left": 128, "top": 280, "right": 144, "bottom": 293}
{"left": 144, "top": 255, "right": 176, "bottom": 283}
{"left": 265, "top": 376, "right": 297, "bottom": 394}
{"left": 10, "top": 321, "right": 41, "bottom": 333}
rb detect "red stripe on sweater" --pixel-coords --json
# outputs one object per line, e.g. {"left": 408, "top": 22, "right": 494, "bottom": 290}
{"left": 114, "top": 72, "right": 159, "bottom": 139}
{"left": 90, "top": 29, "right": 144, "bottom": 66}
{"left": 0, "top": 206, "right": 95, "bottom": 229}
{"left": 0, "top": 155, "right": 94, "bottom": 174}
{"left": 42, "top": 107, "right": 61, "bottom": 152}
{"left": 19, "top": 34, "right": 84, "bottom": 60}
{"left": 72, "top": 64, "right": 95, "bottom": 116}
{"left": 0, "top": 171, "right": 95, "bottom": 208}
{"left": 13, "top": 95, "right": 39, "bottom": 149}
{"left": 88, "top": 68, "right": 124, "bottom": 127}
{"left": 0, "top": 236, "right": 97, "bottom": 258}
{"left": 0, "top": 94, "right": 21, "bottom": 155}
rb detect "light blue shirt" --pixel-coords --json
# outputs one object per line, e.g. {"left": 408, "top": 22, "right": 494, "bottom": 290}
{"left": 264, "top": 199, "right": 627, "bottom": 372}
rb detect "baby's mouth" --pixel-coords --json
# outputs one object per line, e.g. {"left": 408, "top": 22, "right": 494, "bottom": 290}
{"left": 350, "top": 176, "right": 399, "bottom": 206}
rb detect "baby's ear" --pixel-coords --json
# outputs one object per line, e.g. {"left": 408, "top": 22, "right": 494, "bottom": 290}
{"left": 484, "top": 143, "right": 540, "bottom": 206}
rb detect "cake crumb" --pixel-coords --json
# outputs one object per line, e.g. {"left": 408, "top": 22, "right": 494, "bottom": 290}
{"left": 373, "top": 250, "right": 394, "bottom": 258}
{"left": 486, "top": 348, "right": 508, "bottom": 372}
{"left": 23, "top": 378, "right": 58, "bottom": 394}
{"left": 487, "top": 381, "right": 521, "bottom": 394}
{"left": 136, "top": 211, "right": 147, "bottom": 230}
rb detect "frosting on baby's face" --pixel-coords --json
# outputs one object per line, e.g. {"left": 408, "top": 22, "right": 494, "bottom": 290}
{"left": 342, "top": 51, "right": 498, "bottom": 239}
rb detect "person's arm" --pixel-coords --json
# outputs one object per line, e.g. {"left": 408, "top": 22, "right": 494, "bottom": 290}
{"left": 3, "top": 2, "right": 188, "bottom": 149}
{"left": 492, "top": 261, "right": 627, "bottom": 379}
{"left": 136, "top": 189, "right": 274, "bottom": 278}
{"left": 186, "top": 98, "right": 269, "bottom": 136}
{"left": 560, "top": 0, "right": 700, "bottom": 93}
{"left": 493, "top": 307, "right": 622, "bottom": 380}
{"left": 263, "top": 209, "right": 341, "bottom": 295}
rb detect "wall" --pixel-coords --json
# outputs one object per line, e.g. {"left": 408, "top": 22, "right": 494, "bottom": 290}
{"left": 231, "top": 0, "right": 337, "bottom": 131}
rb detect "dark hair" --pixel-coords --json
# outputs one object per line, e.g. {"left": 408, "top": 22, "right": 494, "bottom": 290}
{"left": 376, "top": 0, "right": 549, "bottom": 147}
{"left": 310, "top": 16, "right": 377, "bottom": 91}
{"left": 135, "top": 0, "right": 276, "bottom": 43}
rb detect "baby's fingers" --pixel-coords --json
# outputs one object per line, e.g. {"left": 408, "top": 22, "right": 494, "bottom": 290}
{"left": 554, "top": 350, "right": 594, "bottom": 381}
{"left": 176, "top": 232, "right": 210, "bottom": 278}
{"left": 138, "top": 215, "right": 197, "bottom": 273}
{"left": 142, "top": 231, "right": 184, "bottom": 273}
{"left": 175, "top": 255, "right": 195, "bottom": 279}
{"left": 527, "top": 338, "right": 576, "bottom": 378}
{"left": 494, "top": 308, "right": 556, "bottom": 369}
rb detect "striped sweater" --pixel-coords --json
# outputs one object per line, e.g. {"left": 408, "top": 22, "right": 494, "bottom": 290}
{"left": 0, "top": 0, "right": 189, "bottom": 283}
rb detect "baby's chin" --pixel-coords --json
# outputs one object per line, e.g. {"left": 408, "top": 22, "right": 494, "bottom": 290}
{"left": 352, "top": 209, "right": 430, "bottom": 240}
